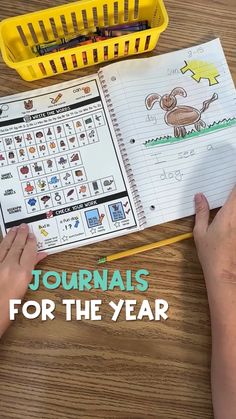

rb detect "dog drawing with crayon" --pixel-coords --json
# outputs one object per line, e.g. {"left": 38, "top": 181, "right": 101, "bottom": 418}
{"left": 145, "top": 87, "right": 218, "bottom": 138}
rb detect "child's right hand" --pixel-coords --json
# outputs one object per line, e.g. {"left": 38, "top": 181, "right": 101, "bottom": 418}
{"left": 0, "top": 224, "right": 47, "bottom": 337}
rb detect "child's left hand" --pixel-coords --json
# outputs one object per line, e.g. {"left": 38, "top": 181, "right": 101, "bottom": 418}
{"left": 0, "top": 224, "right": 47, "bottom": 337}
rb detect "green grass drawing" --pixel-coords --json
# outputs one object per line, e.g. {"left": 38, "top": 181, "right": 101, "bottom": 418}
{"left": 144, "top": 117, "right": 236, "bottom": 148}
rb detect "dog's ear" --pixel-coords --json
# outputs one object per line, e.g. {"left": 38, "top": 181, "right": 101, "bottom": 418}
{"left": 145, "top": 94, "right": 161, "bottom": 110}
{"left": 170, "top": 87, "right": 187, "bottom": 98}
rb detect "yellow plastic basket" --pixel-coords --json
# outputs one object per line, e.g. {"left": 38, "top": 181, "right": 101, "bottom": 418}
{"left": 0, "top": 0, "right": 168, "bottom": 82}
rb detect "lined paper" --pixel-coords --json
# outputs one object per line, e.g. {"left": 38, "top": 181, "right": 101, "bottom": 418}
{"left": 101, "top": 39, "right": 236, "bottom": 227}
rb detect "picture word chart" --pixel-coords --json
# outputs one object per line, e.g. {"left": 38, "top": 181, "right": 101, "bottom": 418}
{"left": 0, "top": 77, "right": 137, "bottom": 253}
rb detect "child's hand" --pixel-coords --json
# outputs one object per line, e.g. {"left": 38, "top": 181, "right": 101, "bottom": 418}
{"left": 0, "top": 224, "right": 47, "bottom": 337}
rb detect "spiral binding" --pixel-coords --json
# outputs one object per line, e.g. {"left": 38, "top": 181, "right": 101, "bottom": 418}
{"left": 99, "top": 70, "right": 147, "bottom": 228}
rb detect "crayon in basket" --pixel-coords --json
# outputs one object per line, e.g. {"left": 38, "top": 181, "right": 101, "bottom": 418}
{"left": 0, "top": 0, "right": 168, "bottom": 81}
{"left": 32, "top": 34, "right": 107, "bottom": 56}
{"left": 32, "top": 21, "right": 150, "bottom": 57}
{"left": 98, "top": 20, "right": 149, "bottom": 37}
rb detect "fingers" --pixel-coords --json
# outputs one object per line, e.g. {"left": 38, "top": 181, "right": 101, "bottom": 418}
{"left": 20, "top": 232, "right": 37, "bottom": 272}
{"left": 6, "top": 224, "right": 29, "bottom": 263}
{"left": 221, "top": 185, "right": 236, "bottom": 216}
{"left": 20, "top": 233, "right": 48, "bottom": 271}
{"left": 0, "top": 227, "right": 18, "bottom": 262}
{"left": 0, "top": 224, "right": 48, "bottom": 268}
{"left": 193, "top": 193, "right": 210, "bottom": 241}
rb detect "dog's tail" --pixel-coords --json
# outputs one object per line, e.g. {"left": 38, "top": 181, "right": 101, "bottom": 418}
{"left": 200, "top": 93, "right": 218, "bottom": 114}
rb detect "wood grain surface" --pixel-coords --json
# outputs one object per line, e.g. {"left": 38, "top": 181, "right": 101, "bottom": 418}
{"left": 0, "top": 1, "right": 235, "bottom": 418}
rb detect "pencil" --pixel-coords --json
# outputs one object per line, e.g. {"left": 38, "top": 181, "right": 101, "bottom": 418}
{"left": 98, "top": 232, "right": 193, "bottom": 264}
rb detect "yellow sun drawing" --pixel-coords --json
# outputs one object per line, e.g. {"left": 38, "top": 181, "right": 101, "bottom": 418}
{"left": 180, "top": 60, "right": 220, "bottom": 86}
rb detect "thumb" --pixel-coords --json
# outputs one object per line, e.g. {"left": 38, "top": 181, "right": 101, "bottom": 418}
{"left": 36, "top": 251, "right": 48, "bottom": 265}
{"left": 194, "top": 193, "right": 210, "bottom": 240}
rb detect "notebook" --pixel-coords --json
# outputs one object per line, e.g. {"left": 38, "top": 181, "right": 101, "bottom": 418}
{"left": 0, "top": 38, "right": 235, "bottom": 254}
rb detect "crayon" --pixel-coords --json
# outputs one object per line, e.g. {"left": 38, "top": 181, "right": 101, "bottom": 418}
{"left": 33, "top": 35, "right": 108, "bottom": 57}
{"left": 93, "top": 49, "right": 98, "bottom": 62}
{"left": 32, "top": 21, "right": 149, "bottom": 58}
{"left": 82, "top": 52, "right": 87, "bottom": 65}
{"left": 78, "top": 36, "right": 107, "bottom": 46}
{"left": 98, "top": 20, "right": 149, "bottom": 37}
{"left": 33, "top": 35, "right": 91, "bottom": 56}
{"left": 103, "top": 21, "right": 149, "bottom": 30}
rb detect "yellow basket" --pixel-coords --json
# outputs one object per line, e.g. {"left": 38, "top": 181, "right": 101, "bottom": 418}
{"left": 0, "top": 0, "right": 168, "bottom": 82}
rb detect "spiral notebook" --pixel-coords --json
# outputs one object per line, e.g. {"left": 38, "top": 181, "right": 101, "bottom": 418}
{"left": 0, "top": 38, "right": 235, "bottom": 254}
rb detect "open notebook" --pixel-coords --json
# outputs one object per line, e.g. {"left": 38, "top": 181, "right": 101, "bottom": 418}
{"left": 0, "top": 38, "right": 235, "bottom": 253}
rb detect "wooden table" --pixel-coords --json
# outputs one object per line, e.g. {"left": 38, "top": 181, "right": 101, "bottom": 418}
{"left": 0, "top": 1, "right": 235, "bottom": 418}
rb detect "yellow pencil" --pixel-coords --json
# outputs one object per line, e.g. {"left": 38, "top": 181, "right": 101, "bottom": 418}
{"left": 98, "top": 232, "right": 193, "bottom": 264}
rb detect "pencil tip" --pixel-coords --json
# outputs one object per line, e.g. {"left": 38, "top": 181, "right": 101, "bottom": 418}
{"left": 98, "top": 257, "right": 106, "bottom": 265}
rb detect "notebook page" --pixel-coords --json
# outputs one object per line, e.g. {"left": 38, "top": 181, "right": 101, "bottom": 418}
{"left": 100, "top": 39, "right": 236, "bottom": 227}
{"left": 0, "top": 75, "right": 139, "bottom": 254}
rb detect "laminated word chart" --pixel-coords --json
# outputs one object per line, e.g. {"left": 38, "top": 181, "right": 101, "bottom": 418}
{"left": 0, "top": 77, "right": 137, "bottom": 253}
